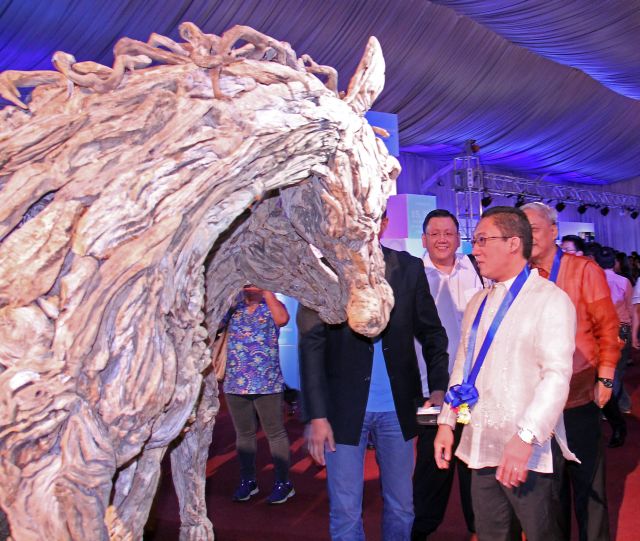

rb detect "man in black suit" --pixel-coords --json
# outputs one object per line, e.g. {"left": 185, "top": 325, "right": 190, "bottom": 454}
{"left": 298, "top": 215, "right": 449, "bottom": 540}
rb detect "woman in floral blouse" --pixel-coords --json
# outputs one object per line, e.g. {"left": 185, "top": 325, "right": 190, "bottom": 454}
{"left": 223, "top": 285, "right": 294, "bottom": 504}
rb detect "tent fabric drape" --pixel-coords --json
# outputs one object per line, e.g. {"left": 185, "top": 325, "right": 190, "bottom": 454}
{"left": 1, "top": 0, "right": 639, "bottom": 188}
{"left": 431, "top": 0, "right": 640, "bottom": 100}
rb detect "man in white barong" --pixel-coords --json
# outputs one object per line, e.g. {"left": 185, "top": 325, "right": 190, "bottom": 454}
{"left": 434, "top": 206, "right": 577, "bottom": 541}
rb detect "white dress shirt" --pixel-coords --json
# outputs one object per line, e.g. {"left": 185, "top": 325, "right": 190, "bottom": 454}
{"left": 439, "top": 269, "right": 578, "bottom": 473}
{"left": 415, "top": 253, "right": 484, "bottom": 395}
{"left": 633, "top": 279, "right": 640, "bottom": 305}
{"left": 603, "top": 268, "right": 633, "bottom": 324}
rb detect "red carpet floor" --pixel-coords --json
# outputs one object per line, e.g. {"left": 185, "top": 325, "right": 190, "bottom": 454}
{"left": 148, "top": 353, "right": 640, "bottom": 541}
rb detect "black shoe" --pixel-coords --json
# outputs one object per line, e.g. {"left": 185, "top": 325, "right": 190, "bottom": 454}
{"left": 608, "top": 428, "right": 627, "bottom": 448}
{"left": 411, "top": 529, "right": 428, "bottom": 541}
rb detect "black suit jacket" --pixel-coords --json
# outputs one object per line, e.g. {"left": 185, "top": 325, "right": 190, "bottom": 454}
{"left": 298, "top": 246, "right": 449, "bottom": 445}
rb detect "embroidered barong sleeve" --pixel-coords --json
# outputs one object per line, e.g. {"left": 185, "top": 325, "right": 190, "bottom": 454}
{"left": 517, "top": 289, "right": 576, "bottom": 442}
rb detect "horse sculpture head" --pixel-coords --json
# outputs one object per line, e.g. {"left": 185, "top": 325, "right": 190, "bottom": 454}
{"left": 198, "top": 27, "right": 399, "bottom": 336}
{"left": 203, "top": 32, "right": 399, "bottom": 335}
{"left": 0, "top": 23, "right": 399, "bottom": 540}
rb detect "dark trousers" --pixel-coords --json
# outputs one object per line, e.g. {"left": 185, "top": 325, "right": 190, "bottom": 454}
{"left": 615, "top": 325, "right": 632, "bottom": 406}
{"left": 602, "top": 391, "right": 626, "bottom": 433}
{"left": 472, "top": 461, "right": 563, "bottom": 541}
{"left": 225, "top": 392, "right": 291, "bottom": 482}
{"left": 557, "top": 402, "right": 610, "bottom": 541}
{"left": 412, "top": 424, "right": 474, "bottom": 539}
{"left": 602, "top": 325, "right": 630, "bottom": 432}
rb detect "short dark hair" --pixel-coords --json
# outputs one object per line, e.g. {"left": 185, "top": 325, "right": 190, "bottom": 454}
{"left": 615, "top": 251, "right": 633, "bottom": 281}
{"left": 561, "top": 234, "right": 585, "bottom": 253}
{"left": 595, "top": 246, "right": 616, "bottom": 269}
{"left": 422, "top": 209, "right": 459, "bottom": 233}
{"left": 583, "top": 242, "right": 602, "bottom": 259}
{"left": 480, "top": 206, "right": 533, "bottom": 259}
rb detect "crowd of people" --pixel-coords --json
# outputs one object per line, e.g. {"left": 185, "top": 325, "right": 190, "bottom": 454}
{"left": 215, "top": 202, "right": 640, "bottom": 541}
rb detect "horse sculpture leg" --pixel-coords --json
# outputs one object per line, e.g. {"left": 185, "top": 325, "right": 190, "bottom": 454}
{"left": 108, "top": 446, "right": 167, "bottom": 540}
{"left": 2, "top": 403, "right": 116, "bottom": 541}
{"left": 170, "top": 368, "right": 219, "bottom": 541}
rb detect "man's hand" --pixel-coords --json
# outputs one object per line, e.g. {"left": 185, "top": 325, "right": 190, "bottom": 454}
{"left": 305, "top": 418, "right": 336, "bottom": 466}
{"left": 632, "top": 333, "right": 639, "bottom": 350}
{"left": 434, "top": 424, "right": 454, "bottom": 469}
{"left": 423, "top": 390, "right": 445, "bottom": 408}
{"left": 594, "top": 380, "right": 613, "bottom": 408}
{"left": 496, "top": 434, "right": 533, "bottom": 487}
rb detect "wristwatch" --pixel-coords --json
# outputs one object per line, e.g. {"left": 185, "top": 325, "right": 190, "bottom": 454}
{"left": 517, "top": 428, "right": 536, "bottom": 445}
{"left": 597, "top": 377, "right": 614, "bottom": 388}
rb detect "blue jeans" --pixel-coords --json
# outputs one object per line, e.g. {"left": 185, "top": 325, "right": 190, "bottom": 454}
{"left": 325, "top": 411, "right": 415, "bottom": 541}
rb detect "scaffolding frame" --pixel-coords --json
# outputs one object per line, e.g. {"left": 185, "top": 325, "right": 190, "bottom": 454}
{"left": 481, "top": 173, "right": 640, "bottom": 210}
{"left": 451, "top": 166, "right": 640, "bottom": 240}
{"left": 453, "top": 155, "right": 483, "bottom": 240}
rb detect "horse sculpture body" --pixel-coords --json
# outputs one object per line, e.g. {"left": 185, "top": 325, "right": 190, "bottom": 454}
{"left": 0, "top": 24, "right": 399, "bottom": 540}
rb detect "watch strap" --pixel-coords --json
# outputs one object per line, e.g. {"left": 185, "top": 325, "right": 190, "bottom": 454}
{"left": 597, "top": 377, "right": 614, "bottom": 388}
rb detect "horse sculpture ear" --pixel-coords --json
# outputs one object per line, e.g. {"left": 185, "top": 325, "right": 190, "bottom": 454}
{"left": 343, "top": 36, "right": 385, "bottom": 116}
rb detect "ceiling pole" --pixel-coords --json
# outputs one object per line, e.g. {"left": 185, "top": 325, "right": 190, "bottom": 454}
{"left": 453, "top": 142, "right": 483, "bottom": 241}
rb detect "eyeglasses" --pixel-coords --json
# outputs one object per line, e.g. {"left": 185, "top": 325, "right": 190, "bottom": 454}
{"left": 470, "top": 236, "right": 512, "bottom": 247}
{"left": 425, "top": 232, "right": 458, "bottom": 239}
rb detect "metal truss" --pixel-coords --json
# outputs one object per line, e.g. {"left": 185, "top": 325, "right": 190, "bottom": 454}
{"left": 450, "top": 155, "right": 640, "bottom": 238}
{"left": 452, "top": 166, "right": 640, "bottom": 209}
{"left": 480, "top": 173, "right": 640, "bottom": 210}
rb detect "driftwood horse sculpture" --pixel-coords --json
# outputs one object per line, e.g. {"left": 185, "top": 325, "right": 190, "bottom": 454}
{"left": 0, "top": 24, "right": 399, "bottom": 540}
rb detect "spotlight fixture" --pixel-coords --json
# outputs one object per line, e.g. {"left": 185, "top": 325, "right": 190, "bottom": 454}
{"left": 600, "top": 206, "right": 610, "bottom": 216}
{"left": 515, "top": 194, "right": 525, "bottom": 208}
{"left": 577, "top": 204, "right": 588, "bottom": 215}
{"left": 464, "top": 139, "right": 481, "bottom": 154}
{"left": 481, "top": 192, "right": 493, "bottom": 207}
{"left": 631, "top": 210, "right": 639, "bottom": 220}
{"left": 555, "top": 201, "right": 566, "bottom": 212}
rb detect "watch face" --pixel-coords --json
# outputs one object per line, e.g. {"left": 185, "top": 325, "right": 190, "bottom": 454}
{"left": 519, "top": 429, "right": 534, "bottom": 444}
{"left": 598, "top": 378, "right": 614, "bottom": 388}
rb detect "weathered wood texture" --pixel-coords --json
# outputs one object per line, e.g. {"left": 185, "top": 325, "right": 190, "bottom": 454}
{"left": 0, "top": 24, "right": 398, "bottom": 540}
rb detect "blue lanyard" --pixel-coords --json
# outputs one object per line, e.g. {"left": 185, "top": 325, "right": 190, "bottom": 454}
{"left": 549, "top": 247, "right": 563, "bottom": 283}
{"left": 445, "top": 264, "right": 532, "bottom": 408}
{"left": 463, "top": 264, "right": 531, "bottom": 387}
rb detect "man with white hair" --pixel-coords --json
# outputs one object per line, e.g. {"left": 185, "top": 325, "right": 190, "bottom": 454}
{"left": 522, "top": 202, "right": 619, "bottom": 541}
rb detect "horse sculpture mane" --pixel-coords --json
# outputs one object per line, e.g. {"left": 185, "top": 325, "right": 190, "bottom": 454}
{"left": 0, "top": 23, "right": 399, "bottom": 540}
